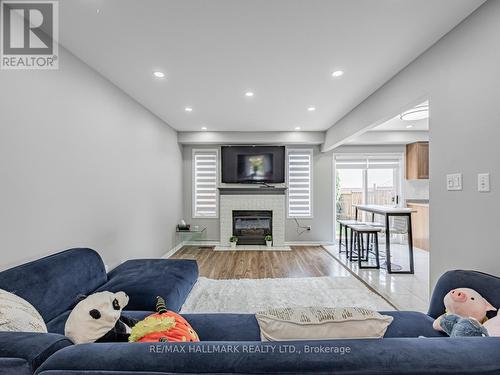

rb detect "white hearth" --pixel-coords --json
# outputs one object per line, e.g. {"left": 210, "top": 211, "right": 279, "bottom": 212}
{"left": 219, "top": 192, "right": 286, "bottom": 247}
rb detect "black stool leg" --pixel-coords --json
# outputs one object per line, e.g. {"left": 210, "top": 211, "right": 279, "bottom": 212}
{"left": 338, "top": 223, "right": 343, "bottom": 253}
{"left": 375, "top": 233, "right": 380, "bottom": 269}
{"left": 349, "top": 229, "right": 354, "bottom": 260}
{"left": 344, "top": 225, "right": 352, "bottom": 254}
{"left": 357, "top": 232, "right": 362, "bottom": 268}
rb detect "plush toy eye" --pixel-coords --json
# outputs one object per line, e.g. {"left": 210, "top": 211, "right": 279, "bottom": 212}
{"left": 89, "top": 309, "right": 101, "bottom": 319}
{"left": 112, "top": 298, "right": 120, "bottom": 310}
{"left": 471, "top": 297, "right": 475, "bottom": 300}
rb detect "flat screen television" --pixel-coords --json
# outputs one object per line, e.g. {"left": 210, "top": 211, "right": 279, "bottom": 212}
{"left": 221, "top": 146, "right": 285, "bottom": 184}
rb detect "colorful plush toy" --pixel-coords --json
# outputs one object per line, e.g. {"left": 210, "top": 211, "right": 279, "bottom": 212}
{"left": 438, "top": 314, "right": 489, "bottom": 337}
{"left": 65, "top": 291, "right": 137, "bottom": 344}
{"left": 433, "top": 288, "right": 497, "bottom": 337}
{"left": 129, "top": 296, "right": 199, "bottom": 343}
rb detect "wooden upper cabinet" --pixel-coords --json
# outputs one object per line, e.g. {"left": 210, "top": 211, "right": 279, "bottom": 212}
{"left": 406, "top": 142, "right": 429, "bottom": 180}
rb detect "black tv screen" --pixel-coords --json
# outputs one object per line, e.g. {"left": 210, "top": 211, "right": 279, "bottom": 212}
{"left": 221, "top": 146, "right": 285, "bottom": 183}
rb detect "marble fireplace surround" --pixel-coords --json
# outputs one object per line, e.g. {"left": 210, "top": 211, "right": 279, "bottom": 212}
{"left": 219, "top": 187, "right": 286, "bottom": 247}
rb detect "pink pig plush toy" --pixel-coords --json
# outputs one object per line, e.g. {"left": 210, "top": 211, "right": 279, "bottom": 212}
{"left": 433, "top": 288, "right": 497, "bottom": 332}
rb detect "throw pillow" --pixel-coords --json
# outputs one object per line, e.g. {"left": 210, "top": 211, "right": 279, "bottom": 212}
{"left": 0, "top": 288, "right": 47, "bottom": 333}
{"left": 256, "top": 306, "right": 393, "bottom": 341}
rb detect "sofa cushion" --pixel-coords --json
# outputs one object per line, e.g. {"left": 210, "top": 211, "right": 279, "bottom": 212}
{"left": 382, "top": 311, "right": 445, "bottom": 338}
{"left": 0, "top": 248, "right": 107, "bottom": 322}
{"left": 183, "top": 314, "right": 261, "bottom": 341}
{"left": 95, "top": 259, "right": 198, "bottom": 312}
{"left": 0, "top": 331, "right": 72, "bottom": 374}
{"left": 429, "top": 270, "right": 500, "bottom": 319}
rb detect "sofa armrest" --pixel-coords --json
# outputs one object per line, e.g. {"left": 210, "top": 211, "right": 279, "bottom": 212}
{"left": 429, "top": 270, "right": 500, "bottom": 319}
{"left": 96, "top": 259, "right": 199, "bottom": 312}
{"left": 36, "top": 337, "right": 500, "bottom": 375}
{"left": 0, "top": 332, "right": 72, "bottom": 375}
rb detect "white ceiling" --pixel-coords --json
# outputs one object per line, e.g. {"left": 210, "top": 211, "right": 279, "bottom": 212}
{"left": 347, "top": 103, "right": 429, "bottom": 145}
{"left": 59, "top": 0, "right": 484, "bottom": 132}
{"left": 371, "top": 117, "right": 429, "bottom": 132}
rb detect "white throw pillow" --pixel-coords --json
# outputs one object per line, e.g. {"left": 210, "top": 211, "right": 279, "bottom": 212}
{"left": 256, "top": 306, "right": 393, "bottom": 341}
{"left": 0, "top": 289, "right": 47, "bottom": 333}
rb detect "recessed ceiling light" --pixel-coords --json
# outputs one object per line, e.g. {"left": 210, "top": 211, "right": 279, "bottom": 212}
{"left": 406, "top": 125, "right": 414, "bottom": 129}
{"left": 201, "top": 126, "right": 207, "bottom": 130}
{"left": 185, "top": 107, "right": 193, "bottom": 112}
{"left": 307, "top": 107, "right": 316, "bottom": 112}
{"left": 295, "top": 126, "right": 301, "bottom": 131}
{"left": 245, "top": 92, "right": 254, "bottom": 97}
{"left": 96, "top": 8, "right": 100, "bottom": 14}
{"left": 332, "top": 70, "right": 344, "bottom": 78}
{"left": 153, "top": 71, "right": 165, "bottom": 78}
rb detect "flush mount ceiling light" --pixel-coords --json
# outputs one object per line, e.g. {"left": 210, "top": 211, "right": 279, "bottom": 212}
{"left": 307, "top": 106, "right": 316, "bottom": 112}
{"left": 184, "top": 107, "right": 193, "bottom": 112}
{"left": 400, "top": 104, "right": 429, "bottom": 121}
{"left": 331, "top": 70, "right": 344, "bottom": 78}
{"left": 201, "top": 126, "right": 207, "bottom": 130}
{"left": 406, "top": 125, "right": 414, "bottom": 129}
{"left": 153, "top": 71, "right": 165, "bottom": 78}
{"left": 245, "top": 91, "right": 254, "bottom": 97}
{"left": 295, "top": 126, "right": 301, "bottom": 131}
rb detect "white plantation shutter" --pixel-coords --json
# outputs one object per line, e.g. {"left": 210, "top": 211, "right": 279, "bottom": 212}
{"left": 287, "top": 149, "right": 313, "bottom": 218}
{"left": 193, "top": 149, "right": 219, "bottom": 218}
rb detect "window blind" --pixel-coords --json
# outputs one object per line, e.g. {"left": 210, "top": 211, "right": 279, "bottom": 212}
{"left": 193, "top": 149, "right": 218, "bottom": 218}
{"left": 287, "top": 149, "right": 313, "bottom": 218}
{"left": 335, "top": 154, "right": 402, "bottom": 169}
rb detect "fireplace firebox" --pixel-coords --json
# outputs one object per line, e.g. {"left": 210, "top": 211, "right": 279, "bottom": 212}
{"left": 232, "top": 210, "right": 272, "bottom": 245}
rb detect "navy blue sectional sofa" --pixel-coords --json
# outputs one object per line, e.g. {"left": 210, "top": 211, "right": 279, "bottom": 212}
{"left": 1, "top": 248, "right": 500, "bottom": 375}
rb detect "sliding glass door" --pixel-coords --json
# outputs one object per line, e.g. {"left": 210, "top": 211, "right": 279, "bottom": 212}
{"left": 335, "top": 154, "right": 402, "bottom": 230}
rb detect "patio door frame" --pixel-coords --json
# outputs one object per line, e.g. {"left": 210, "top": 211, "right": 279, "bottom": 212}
{"left": 333, "top": 152, "right": 405, "bottom": 240}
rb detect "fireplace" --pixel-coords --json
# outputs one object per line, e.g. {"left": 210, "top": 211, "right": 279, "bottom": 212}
{"left": 232, "top": 210, "right": 272, "bottom": 245}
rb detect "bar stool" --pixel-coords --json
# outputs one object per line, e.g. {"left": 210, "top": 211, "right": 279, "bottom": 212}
{"left": 348, "top": 225, "right": 382, "bottom": 269}
{"left": 338, "top": 219, "right": 364, "bottom": 258}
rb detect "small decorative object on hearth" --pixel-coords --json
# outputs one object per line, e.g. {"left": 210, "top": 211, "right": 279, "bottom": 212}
{"left": 265, "top": 235, "right": 272, "bottom": 247}
{"left": 229, "top": 236, "right": 238, "bottom": 249}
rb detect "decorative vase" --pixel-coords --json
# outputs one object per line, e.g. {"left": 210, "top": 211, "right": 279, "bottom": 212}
{"left": 266, "top": 240, "right": 272, "bottom": 247}
{"left": 230, "top": 242, "right": 237, "bottom": 249}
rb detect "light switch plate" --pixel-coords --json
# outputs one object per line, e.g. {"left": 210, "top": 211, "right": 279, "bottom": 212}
{"left": 447, "top": 173, "right": 462, "bottom": 191}
{"left": 478, "top": 173, "right": 490, "bottom": 192}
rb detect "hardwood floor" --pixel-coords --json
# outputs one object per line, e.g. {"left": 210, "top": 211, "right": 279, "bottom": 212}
{"left": 170, "top": 246, "right": 347, "bottom": 279}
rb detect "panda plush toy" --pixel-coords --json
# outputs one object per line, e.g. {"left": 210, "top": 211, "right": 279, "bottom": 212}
{"left": 65, "top": 291, "right": 137, "bottom": 344}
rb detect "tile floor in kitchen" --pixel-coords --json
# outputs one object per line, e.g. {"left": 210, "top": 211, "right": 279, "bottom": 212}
{"left": 323, "top": 242, "right": 429, "bottom": 312}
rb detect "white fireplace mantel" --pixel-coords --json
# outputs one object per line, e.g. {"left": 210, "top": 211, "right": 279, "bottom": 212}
{"left": 219, "top": 193, "right": 285, "bottom": 247}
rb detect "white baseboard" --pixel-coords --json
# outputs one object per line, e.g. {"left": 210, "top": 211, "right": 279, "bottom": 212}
{"left": 162, "top": 241, "right": 185, "bottom": 259}
{"left": 184, "top": 240, "right": 221, "bottom": 246}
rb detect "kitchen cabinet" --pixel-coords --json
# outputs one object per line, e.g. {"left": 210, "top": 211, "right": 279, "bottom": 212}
{"left": 406, "top": 142, "right": 429, "bottom": 180}
{"left": 407, "top": 203, "right": 429, "bottom": 251}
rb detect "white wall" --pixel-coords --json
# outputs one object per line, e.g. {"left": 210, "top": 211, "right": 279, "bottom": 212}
{"left": 323, "top": 1, "right": 500, "bottom": 285}
{"left": 182, "top": 145, "right": 334, "bottom": 244}
{"left": 0, "top": 48, "right": 183, "bottom": 271}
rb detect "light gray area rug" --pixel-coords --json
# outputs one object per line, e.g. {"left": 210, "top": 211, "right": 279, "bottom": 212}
{"left": 180, "top": 276, "right": 395, "bottom": 313}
